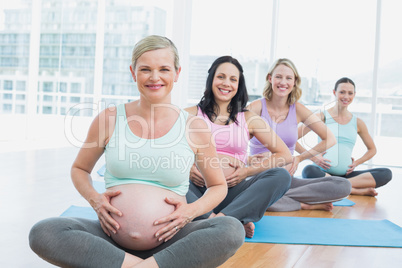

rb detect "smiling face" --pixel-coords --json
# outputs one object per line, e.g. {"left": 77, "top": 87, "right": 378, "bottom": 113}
{"left": 334, "top": 82, "right": 355, "bottom": 107}
{"left": 211, "top": 62, "right": 240, "bottom": 104}
{"left": 268, "top": 64, "right": 295, "bottom": 98}
{"left": 130, "top": 48, "right": 181, "bottom": 103}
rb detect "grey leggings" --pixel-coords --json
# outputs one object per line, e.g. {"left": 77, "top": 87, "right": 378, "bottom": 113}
{"left": 187, "top": 168, "right": 292, "bottom": 223}
{"left": 29, "top": 216, "right": 244, "bottom": 268}
{"left": 302, "top": 165, "right": 392, "bottom": 188}
{"left": 267, "top": 176, "right": 352, "bottom": 212}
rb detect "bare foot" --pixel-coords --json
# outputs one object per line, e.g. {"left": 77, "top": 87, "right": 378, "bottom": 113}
{"left": 301, "top": 202, "right": 333, "bottom": 211}
{"left": 351, "top": 187, "right": 378, "bottom": 196}
{"left": 208, "top": 212, "right": 217, "bottom": 219}
{"left": 244, "top": 222, "right": 255, "bottom": 238}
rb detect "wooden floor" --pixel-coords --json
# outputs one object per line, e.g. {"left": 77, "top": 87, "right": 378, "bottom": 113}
{"left": 1, "top": 146, "right": 401, "bottom": 267}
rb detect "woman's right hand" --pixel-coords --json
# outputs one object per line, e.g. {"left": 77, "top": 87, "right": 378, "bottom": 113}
{"left": 189, "top": 164, "right": 205, "bottom": 187}
{"left": 312, "top": 152, "right": 331, "bottom": 170}
{"left": 91, "top": 190, "right": 123, "bottom": 236}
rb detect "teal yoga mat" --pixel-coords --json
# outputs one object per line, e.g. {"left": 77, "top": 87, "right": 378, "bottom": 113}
{"left": 61, "top": 207, "right": 402, "bottom": 248}
{"left": 245, "top": 216, "right": 402, "bottom": 248}
{"left": 332, "top": 198, "right": 355, "bottom": 206}
{"left": 61, "top": 205, "right": 98, "bottom": 220}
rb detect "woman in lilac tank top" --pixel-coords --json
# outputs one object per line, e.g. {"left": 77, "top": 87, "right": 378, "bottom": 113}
{"left": 248, "top": 58, "right": 351, "bottom": 212}
{"left": 185, "top": 56, "right": 293, "bottom": 238}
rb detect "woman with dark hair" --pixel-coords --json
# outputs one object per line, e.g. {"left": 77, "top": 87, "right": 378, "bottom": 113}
{"left": 248, "top": 58, "right": 351, "bottom": 212}
{"left": 185, "top": 56, "right": 293, "bottom": 238}
{"left": 301, "top": 77, "right": 392, "bottom": 196}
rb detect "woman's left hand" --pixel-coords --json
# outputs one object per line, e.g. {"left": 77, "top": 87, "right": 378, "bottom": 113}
{"left": 346, "top": 157, "right": 357, "bottom": 175}
{"left": 225, "top": 163, "right": 248, "bottom": 187}
{"left": 153, "top": 197, "right": 195, "bottom": 243}
{"left": 287, "top": 156, "right": 301, "bottom": 176}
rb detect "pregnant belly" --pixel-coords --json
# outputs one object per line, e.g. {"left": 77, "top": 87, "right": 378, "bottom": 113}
{"left": 324, "top": 145, "right": 353, "bottom": 176}
{"left": 217, "top": 154, "right": 245, "bottom": 178}
{"left": 109, "top": 184, "right": 185, "bottom": 250}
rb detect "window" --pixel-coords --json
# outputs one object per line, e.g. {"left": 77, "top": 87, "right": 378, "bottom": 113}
{"left": 16, "top": 94, "right": 25, "bottom": 100}
{"left": 15, "top": 104, "right": 25, "bottom": 113}
{"left": 42, "top": 82, "right": 53, "bottom": 92}
{"left": 3, "top": 93, "right": 12, "bottom": 100}
{"left": 188, "top": 0, "right": 273, "bottom": 105}
{"left": 375, "top": 0, "right": 402, "bottom": 167}
{"left": 59, "top": 82, "right": 67, "bottom": 93}
{"left": 4, "top": 80, "right": 13, "bottom": 90}
{"left": 16, "top": 80, "right": 26, "bottom": 91}
{"left": 277, "top": 0, "right": 378, "bottom": 165}
{"left": 70, "top": 96, "right": 81, "bottom": 103}
{"left": 2, "top": 103, "right": 12, "bottom": 112}
{"left": 71, "top": 83, "right": 81, "bottom": 93}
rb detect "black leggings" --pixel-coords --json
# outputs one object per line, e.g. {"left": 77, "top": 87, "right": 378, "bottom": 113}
{"left": 302, "top": 165, "right": 392, "bottom": 188}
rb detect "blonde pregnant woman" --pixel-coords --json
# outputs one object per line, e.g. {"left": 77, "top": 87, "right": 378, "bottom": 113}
{"left": 185, "top": 56, "right": 293, "bottom": 239}
{"left": 29, "top": 36, "right": 244, "bottom": 268}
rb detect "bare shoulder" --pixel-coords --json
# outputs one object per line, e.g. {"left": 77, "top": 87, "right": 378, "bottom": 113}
{"left": 295, "top": 102, "right": 311, "bottom": 114}
{"left": 244, "top": 109, "right": 260, "bottom": 121}
{"left": 185, "top": 113, "right": 211, "bottom": 150}
{"left": 295, "top": 102, "right": 313, "bottom": 122}
{"left": 89, "top": 106, "right": 118, "bottom": 146}
{"left": 184, "top": 105, "right": 198, "bottom": 116}
{"left": 186, "top": 113, "right": 208, "bottom": 129}
{"left": 247, "top": 99, "right": 263, "bottom": 115}
{"left": 356, "top": 116, "right": 368, "bottom": 133}
{"left": 244, "top": 110, "right": 268, "bottom": 131}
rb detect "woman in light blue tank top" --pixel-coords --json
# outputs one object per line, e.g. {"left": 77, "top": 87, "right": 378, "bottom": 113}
{"left": 248, "top": 58, "right": 351, "bottom": 212}
{"left": 29, "top": 35, "right": 244, "bottom": 268}
{"left": 302, "top": 77, "right": 392, "bottom": 196}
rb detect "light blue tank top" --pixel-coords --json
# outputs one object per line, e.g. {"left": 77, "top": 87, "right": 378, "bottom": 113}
{"left": 315, "top": 109, "right": 357, "bottom": 176}
{"left": 104, "top": 104, "right": 194, "bottom": 196}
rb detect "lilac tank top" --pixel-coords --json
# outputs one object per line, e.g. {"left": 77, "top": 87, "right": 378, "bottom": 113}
{"left": 197, "top": 107, "right": 250, "bottom": 164}
{"left": 249, "top": 98, "right": 298, "bottom": 155}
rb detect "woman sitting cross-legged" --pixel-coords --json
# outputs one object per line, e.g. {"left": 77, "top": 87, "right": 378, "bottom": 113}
{"left": 29, "top": 36, "right": 245, "bottom": 268}
{"left": 248, "top": 58, "right": 352, "bottom": 212}
{"left": 301, "top": 77, "right": 392, "bottom": 196}
{"left": 185, "top": 56, "right": 293, "bottom": 238}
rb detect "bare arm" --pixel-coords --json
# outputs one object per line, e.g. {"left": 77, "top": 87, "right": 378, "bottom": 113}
{"left": 183, "top": 115, "right": 228, "bottom": 217}
{"left": 71, "top": 107, "right": 122, "bottom": 236}
{"left": 354, "top": 117, "right": 377, "bottom": 166}
{"left": 184, "top": 105, "right": 198, "bottom": 116}
{"left": 296, "top": 105, "right": 335, "bottom": 161}
{"left": 246, "top": 111, "right": 293, "bottom": 176}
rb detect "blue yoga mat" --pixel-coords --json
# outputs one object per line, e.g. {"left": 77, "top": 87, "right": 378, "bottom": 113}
{"left": 333, "top": 198, "right": 355, "bottom": 206}
{"left": 245, "top": 216, "right": 402, "bottom": 248}
{"left": 60, "top": 181, "right": 106, "bottom": 220}
{"left": 61, "top": 205, "right": 98, "bottom": 220}
{"left": 97, "top": 164, "right": 106, "bottom": 177}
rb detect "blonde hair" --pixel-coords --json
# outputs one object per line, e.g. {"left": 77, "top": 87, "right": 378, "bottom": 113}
{"left": 262, "top": 58, "right": 302, "bottom": 105}
{"left": 131, "top": 35, "right": 180, "bottom": 71}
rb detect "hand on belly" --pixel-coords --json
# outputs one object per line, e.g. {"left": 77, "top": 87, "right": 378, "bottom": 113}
{"left": 217, "top": 154, "right": 243, "bottom": 178}
{"left": 109, "top": 184, "right": 178, "bottom": 250}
